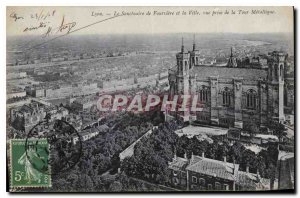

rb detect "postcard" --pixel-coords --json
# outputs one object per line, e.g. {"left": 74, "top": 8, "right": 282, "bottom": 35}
{"left": 6, "top": 6, "right": 294, "bottom": 192}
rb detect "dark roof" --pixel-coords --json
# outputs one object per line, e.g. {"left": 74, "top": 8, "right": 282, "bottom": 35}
{"left": 237, "top": 171, "right": 271, "bottom": 190}
{"left": 191, "top": 66, "right": 267, "bottom": 80}
{"left": 169, "top": 157, "right": 188, "bottom": 171}
{"left": 186, "top": 155, "right": 239, "bottom": 181}
{"left": 168, "top": 154, "right": 270, "bottom": 189}
{"left": 236, "top": 171, "right": 258, "bottom": 189}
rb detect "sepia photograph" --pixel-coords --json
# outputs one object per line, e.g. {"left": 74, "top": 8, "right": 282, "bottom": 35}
{"left": 5, "top": 6, "right": 295, "bottom": 193}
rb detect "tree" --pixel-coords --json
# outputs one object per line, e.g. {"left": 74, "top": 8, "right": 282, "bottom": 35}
{"left": 206, "top": 142, "right": 218, "bottom": 159}
{"left": 228, "top": 141, "right": 245, "bottom": 163}
{"left": 77, "top": 174, "right": 95, "bottom": 192}
{"left": 241, "top": 149, "right": 258, "bottom": 171}
{"left": 66, "top": 173, "right": 79, "bottom": 187}
{"left": 110, "top": 153, "right": 121, "bottom": 174}
{"left": 266, "top": 143, "right": 279, "bottom": 165}
{"left": 269, "top": 121, "right": 287, "bottom": 142}
{"left": 248, "top": 118, "right": 260, "bottom": 136}
{"left": 109, "top": 181, "right": 123, "bottom": 192}
{"left": 11, "top": 116, "right": 25, "bottom": 131}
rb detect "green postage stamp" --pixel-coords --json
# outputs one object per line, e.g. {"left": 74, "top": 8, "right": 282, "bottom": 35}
{"left": 10, "top": 139, "right": 51, "bottom": 188}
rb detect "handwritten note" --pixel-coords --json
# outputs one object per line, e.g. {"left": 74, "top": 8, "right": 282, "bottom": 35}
{"left": 7, "top": 6, "right": 288, "bottom": 52}
{"left": 8, "top": 9, "right": 78, "bottom": 38}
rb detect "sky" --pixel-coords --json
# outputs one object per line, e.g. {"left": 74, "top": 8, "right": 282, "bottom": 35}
{"left": 6, "top": 6, "right": 294, "bottom": 36}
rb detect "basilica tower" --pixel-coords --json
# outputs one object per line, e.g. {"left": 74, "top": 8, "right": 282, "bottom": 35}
{"left": 267, "top": 51, "right": 286, "bottom": 123}
{"left": 176, "top": 38, "right": 190, "bottom": 95}
{"left": 189, "top": 34, "right": 201, "bottom": 68}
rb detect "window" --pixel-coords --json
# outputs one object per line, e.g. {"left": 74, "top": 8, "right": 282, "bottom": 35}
{"left": 199, "top": 86, "right": 209, "bottom": 103}
{"left": 222, "top": 87, "right": 231, "bottom": 107}
{"left": 173, "top": 177, "right": 180, "bottom": 185}
{"left": 179, "top": 64, "right": 182, "bottom": 72}
{"left": 246, "top": 89, "right": 257, "bottom": 110}
{"left": 274, "top": 64, "right": 278, "bottom": 78}
{"left": 223, "top": 184, "right": 229, "bottom": 190}
{"left": 173, "top": 170, "right": 178, "bottom": 176}
{"left": 184, "top": 62, "right": 188, "bottom": 71}
{"left": 215, "top": 182, "right": 221, "bottom": 190}
{"left": 269, "top": 65, "right": 273, "bottom": 79}
{"left": 199, "top": 115, "right": 208, "bottom": 121}
{"left": 192, "top": 176, "right": 197, "bottom": 183}
{"left": 280, "top": 64, "right": 283, "bottom": 80}
{"left": 199, "top": 178, "right": 205, "bottom": 186}
{"left": 191, "top": 184, "right": 197, "bottom": 190}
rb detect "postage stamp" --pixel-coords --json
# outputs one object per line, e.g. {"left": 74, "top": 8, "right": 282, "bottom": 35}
{"left": 10, "top": 139, "right": 51, "bottom": 188}
{"left": 25, "top": 119, "right": 83, "bottom": 175}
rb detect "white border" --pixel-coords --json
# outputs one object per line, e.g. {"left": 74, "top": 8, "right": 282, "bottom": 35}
{"left": 1, "top": 0, "right": 298, "bottom": 198}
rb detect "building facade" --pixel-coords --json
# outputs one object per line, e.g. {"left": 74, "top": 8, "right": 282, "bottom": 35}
{"left": 10, "top": 100, "right": 69, "bottom": 132}
{"left": 168, "top": 40, "right": 287, "bottom": 130}
{"left": 168, "top": 153, "right": 271, "bottom": 191}
{"left": 277, "top": 153, "right": 294, "bottom": 190}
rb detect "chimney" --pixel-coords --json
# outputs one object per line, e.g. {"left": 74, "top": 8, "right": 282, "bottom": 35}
{"left": 184, "top": 152, "right": 187, "bottom": 159}
{"left": 190, "top": 152, "right": 195, "bottom": 165}
{"left": 173, "top": 150, "right": 177, "bottom": 161}
{"left": 202, "top": 152, "right": 205, "bottom": 158}
{"left": 256, "top": 169, "right": 261, "bottom": 182}
{"left": 246, "top": 166, "right": 249, "bottom": 173}
{"left": 224, "top": 156, "right": 227, "bottom": 163}
{"left": 233, "top": 159, "right": 237, "bottom": 174}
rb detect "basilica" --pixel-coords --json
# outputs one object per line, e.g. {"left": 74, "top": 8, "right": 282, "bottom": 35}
{"left": 168, "top": 38, "right": 287, "bottom": 130}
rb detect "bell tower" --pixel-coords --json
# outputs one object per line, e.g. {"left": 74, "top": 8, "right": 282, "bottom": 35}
{"left": 175, "top": 38, "right": 191, "bottom": 122}
{"left": 176, "top": 38, "right": 190, "bottom": 77}
{"left": 176, "top": 38, "right": 190, "bottom": 95}
{"left": 189, "top": 34, "right": 201, "bottom": 68}
{"left": 227, "top": 47, "right": 238, "bottom": 67}
{"left": 267, "top": 51, "right": 286, "bottom": 123}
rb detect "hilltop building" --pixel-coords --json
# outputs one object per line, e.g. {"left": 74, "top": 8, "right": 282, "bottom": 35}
{"left": 168, "top": 38, "right": 287, "bottom": 130}
{"left": 168, "top": 153, "right": 271, "bottom": 191}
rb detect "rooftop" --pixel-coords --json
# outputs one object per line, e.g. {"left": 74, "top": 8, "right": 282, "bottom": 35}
{"left": 236, "top": 171, "right": 270, "bottom": 190}
{"left": 186, "top": 155, "right": 239, "bottom": 181}
{"left": 169, "top": 156, "right": 188, "bottom": 171}
{"left": 175, "top": 125, "right": 228, "bottom": 138}
{"left": 168, "top": 154, "right": 271, "bottom": 189}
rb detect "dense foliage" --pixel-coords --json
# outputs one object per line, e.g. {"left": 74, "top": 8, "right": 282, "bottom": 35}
{"left": 122, "top": 121, "right": 279, "bottom": 186}
{"left": 51, "top": 110, "right": 164, "bottom": 191}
